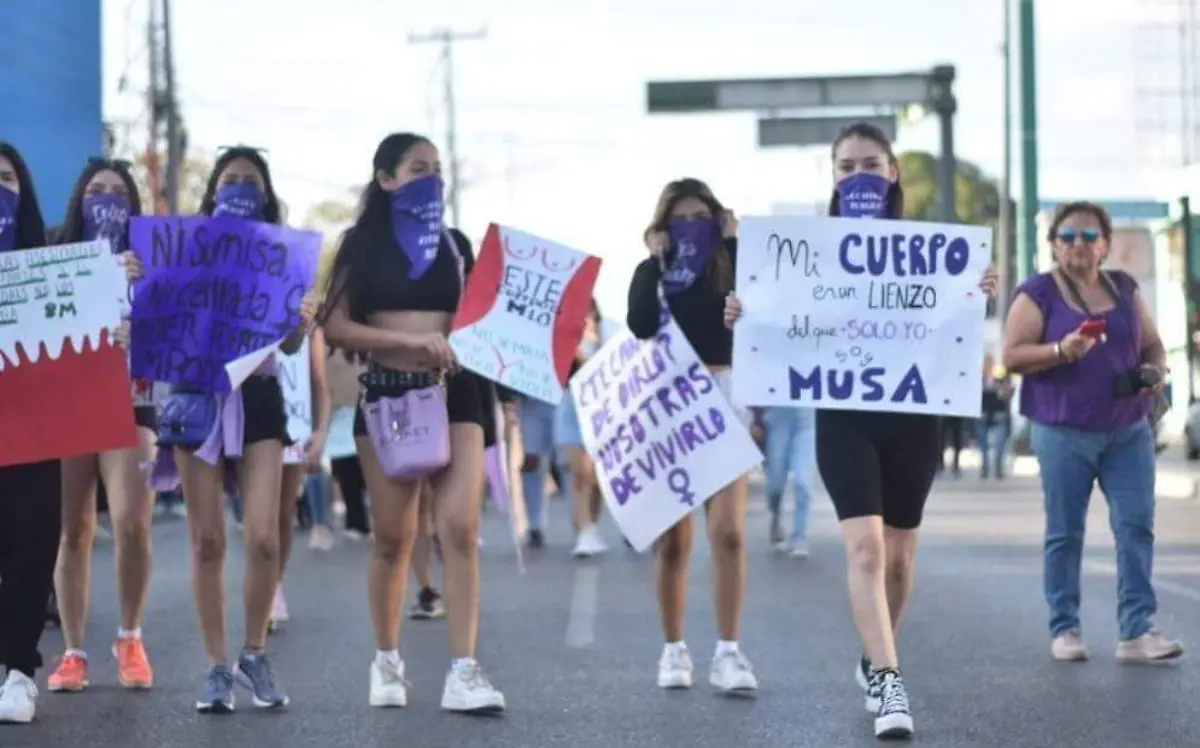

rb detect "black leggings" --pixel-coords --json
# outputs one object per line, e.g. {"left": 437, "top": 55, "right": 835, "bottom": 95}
{"left": 0, "top": 459, "right": 62, "bottom": 677}
{"left": 332, "top": 456, "right": 369, "bottom": 534}
{"left": 816, "top": 410, "right": 940, "bottom": 530}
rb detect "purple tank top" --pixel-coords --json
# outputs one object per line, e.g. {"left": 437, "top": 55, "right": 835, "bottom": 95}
{"left": 1016, "top": 271, "right": 1148, "bottom": 432}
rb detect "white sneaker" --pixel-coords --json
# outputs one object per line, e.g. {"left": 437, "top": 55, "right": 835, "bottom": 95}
{"left": 271, "top": 588, "right": 289, "bottom": 623}
{"left": 368, "top": 655, "right": 408, "bottom": 708}
{"left": 709, "top": 649, "right": 758, "bottom": 695}
{"left": 1051, "top": 629, "right": 1089, "bottom": 662}
{"left": 572, "top": 525, "right": 608, "bottom": 557}
{"left": 441, "top": 659, "right": 505, "bottom": 713}
{"left": 1116, "top": 628, "right": 1184, "bottom": 663}
{"left": 657, "top": 643, "right": 694, "bottom": 689}
{"left": 788, "top": 541, "right": 810, "bottom": 559}
{"left": 308, "top": 526, "right": 334, "bottom": 551}
{"left": 0, "top": 671, "right": 37, "bottom": 724}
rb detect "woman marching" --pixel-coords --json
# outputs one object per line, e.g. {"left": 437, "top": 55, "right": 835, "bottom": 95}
{"left": 47, "top": 157, "right": 157, "bottom": 694}
{"left": 125, "top": 146, "right": 317, "bottom": 713}
{"left": 626, "top": 178, "right": 758, "bottom": 695}
{"left": 321, "top": 132, "right": 505, "bottom": 712}
{"left": 724, "top": 122, "right": 997, "bottom": 739}
{"left": 558, "top": 298, "right": 608, "bottom": 557}
{"left": 0, "top": 141, "right": 64, "bottom": 724}
{"left": 270, "top": 325, "right": 332, "bottom": 630}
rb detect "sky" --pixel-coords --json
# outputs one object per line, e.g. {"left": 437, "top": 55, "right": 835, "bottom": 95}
{"left": 100, "top": 0, "right": 1200, "bottom": 318}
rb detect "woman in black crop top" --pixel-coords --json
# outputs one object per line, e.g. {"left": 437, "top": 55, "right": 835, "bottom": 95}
{"left": 320, "top": 132, "right": 505, "bottom": 714}
{"left": 0, "top": 141, "right": 61, "bottom": 724}
{"left": 724, "top": 123, "right": 997, "bottom": 739}
{"left": 624, "top": 178, "right": 760, "bottom": 696}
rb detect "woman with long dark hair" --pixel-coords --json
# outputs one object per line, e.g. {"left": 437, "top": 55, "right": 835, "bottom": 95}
{"left": 626, "top": 178, "right": 758, "bottom": 696}
{"left": 0, "top": 141, "right": 61, "bottom": 724}
{"left": 47, "top": 157, "right": 157, "bottom": 695}
{"left": 125, "top": 146, "right": 316, "bottom": 713}
{"left": 320, "top": 132, "right": 505, "bottom": 712}
{"left": 724, "top": 123, "right": 997, "bottom": 739}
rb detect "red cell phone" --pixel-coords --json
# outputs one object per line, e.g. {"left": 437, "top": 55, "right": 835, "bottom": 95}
{"left": 1079, "top": 319, "right": 1107, "bottom": 339}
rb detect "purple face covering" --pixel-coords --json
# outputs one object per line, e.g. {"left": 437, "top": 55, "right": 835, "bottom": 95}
{"left": 836, "top": 173, "right": 891, "bottom": 218}
{"left": 390, "top": 174, "right": 445, "bottom": 279}
{"left": 82, "top": 192, "right": 131, "bottom": 253}
{"left": 213, "top": 182, "right": 265, "bottom": 220}
{"left": 662, "top": 217, "right": 721, "bottom": 295}
{"left": 0, "top": 185, "right": 19, "bottom": 252}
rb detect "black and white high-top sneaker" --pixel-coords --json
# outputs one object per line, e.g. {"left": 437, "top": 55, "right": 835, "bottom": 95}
{"left": 868, "top": 668, "right": 914, "bottom": 739}
{"left": 855, "top": 654, "right": 871, "bottom": 692}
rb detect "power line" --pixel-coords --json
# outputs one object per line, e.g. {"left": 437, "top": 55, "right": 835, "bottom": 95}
{"left": 408, "top": 26, "right": 487, "bottom": 227}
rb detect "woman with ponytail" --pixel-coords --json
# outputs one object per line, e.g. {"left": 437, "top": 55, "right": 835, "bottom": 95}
{"left": 724, "top": 123, "right": 997, "bottom": 739}
{"left": 320, "top": 132, "right": 505, "bottom": 713}
{"left": 47, "top": 157, "right": 157, "bottom": 695}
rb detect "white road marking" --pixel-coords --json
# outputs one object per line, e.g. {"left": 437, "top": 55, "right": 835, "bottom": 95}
{"left": 565, "top": 565, "right": 601, "bottom": 648}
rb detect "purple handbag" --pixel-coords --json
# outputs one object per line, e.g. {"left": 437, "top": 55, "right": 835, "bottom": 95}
{"left": 362, "top": 383, "right": 451, "bottom": 480}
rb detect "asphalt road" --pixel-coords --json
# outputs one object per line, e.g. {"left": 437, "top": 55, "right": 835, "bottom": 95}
{"left": 5, "top": 472, "right": 1200, "bottom": 748}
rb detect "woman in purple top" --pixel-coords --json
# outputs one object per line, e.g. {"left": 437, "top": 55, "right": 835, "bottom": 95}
{"left": 1002, "top": 201, "right": 1183, "bottom": 664}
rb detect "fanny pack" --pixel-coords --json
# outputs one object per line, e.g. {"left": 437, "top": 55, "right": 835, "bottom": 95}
{"left": 360, "top": 371, "right": 451, "bottom": 480}
{"left": 157, "top": 391, "right": 219, "bottom": 445}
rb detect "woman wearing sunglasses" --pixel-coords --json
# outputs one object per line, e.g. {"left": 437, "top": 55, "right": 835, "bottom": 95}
{"left": 0, "top": 142, "right": 62, "bottom": 725}
{"left": 47, "top": 157, "right": 157, "bottom": 695}
{"left": 125, "top": 146, "right": 317, "bottom": 712}
{"left": 1002, "top": 201, "right": 1183, "bottom": 665}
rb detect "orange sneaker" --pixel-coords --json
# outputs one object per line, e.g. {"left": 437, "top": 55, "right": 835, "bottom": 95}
{"left": 113, "top": 637, "right": 154, "bottom": 690}
{"left": 47, "top": 652, "right": 89, "bottom": 692}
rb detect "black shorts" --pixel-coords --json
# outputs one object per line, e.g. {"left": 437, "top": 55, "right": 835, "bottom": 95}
{"left": 816, "top": 409, "right": 940, "bottom": 530}
{"left": 164, "top": 375, "right": 291, "bottom": 449}
{"left": 134, "top": 405, "right": 157, "bottom": 431}
{"left": 352, "top": 366, "right": 489, "bottom": 439}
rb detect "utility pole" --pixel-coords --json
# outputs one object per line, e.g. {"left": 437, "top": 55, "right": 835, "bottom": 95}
{"left": 1016, "top": 0, "right": 1040, "bottom": 280}
{"left": 145, "top": 0, "right": 165, "bottom": 214}
{"left": 997, "top": 0, "right": 1013, "bottom": 317}
{"left": 408, "top": 27, "right": 486, "bottom": 227}
{"left": 161, "top": 0, "right": 183, "bottom": 213}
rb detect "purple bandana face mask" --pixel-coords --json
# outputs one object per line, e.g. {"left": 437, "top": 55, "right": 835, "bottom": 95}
{"left": 213, "top": 182, "right": 266, "bottom": 220}
{"left": 836, "top": 172, "right": 891, "bottom": 218}
{"left": 662, "top": 217, "right": 721, "bottom": 295}
{"left": 390, "top": 174, "right": 445, "bottom": 280}
{"left": 82, "top": 192, "right": 131, "bottom": 253}
{"left": 0, "top": 185, "right": 19, "bottom": 253}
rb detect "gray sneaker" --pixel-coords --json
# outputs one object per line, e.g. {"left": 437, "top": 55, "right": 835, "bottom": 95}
{"left": 235, "top": 653, "right": 288, "bottom": 708}
{"left": 196, "top": 664, "right": 235, "bottom": 713}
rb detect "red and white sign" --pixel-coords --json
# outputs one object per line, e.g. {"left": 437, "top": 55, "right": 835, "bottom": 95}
{"left": 450, "top": 224, "right": 601, "bottom": 403}
{"left": 0, "top": 241, "right": 136, "bottom": 467}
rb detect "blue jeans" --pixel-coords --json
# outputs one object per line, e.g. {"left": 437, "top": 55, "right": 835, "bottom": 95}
{"left": 302, "top": 471, "right": 332, "bottom": 528}
{"left": 519, "top": 398, "right": 557, "bottom": 531}
{"left": 763, "top": 407, "right": 817, "bottom": 543}
{"left": 974, "top": 417, "right": 1009, "bottom": 476}
{"left": 1031, "top": 419, "right": 1158, "bottom": 640}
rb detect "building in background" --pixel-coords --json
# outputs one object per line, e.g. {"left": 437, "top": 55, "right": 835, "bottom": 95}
{"left": 0, "top": 1, "right": 103, "bottom": 225}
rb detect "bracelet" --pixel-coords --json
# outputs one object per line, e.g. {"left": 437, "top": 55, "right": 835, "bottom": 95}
{"left": 1052, "top": 341, "right": 1062, "bottom": 361}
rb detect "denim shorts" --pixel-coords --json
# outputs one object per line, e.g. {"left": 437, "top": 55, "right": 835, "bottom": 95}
{"left": 554, "top": 394, "right": 584, "bottom": 449}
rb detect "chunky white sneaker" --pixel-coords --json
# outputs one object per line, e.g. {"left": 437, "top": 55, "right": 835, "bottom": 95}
{"left": 441, "top": 659, "right": 505, "bottom": 713}
{"left": 709, "top": 649, "right": 758, "bottom": 695}
{"left": 1051, "top": 629, "right": 1089, "bottom": 662}
{"left": 657, "top": 643, "right": 694, "bottom": 689}
{"left": 0, "top": 671, "right": 37, "bottom": 724}
{"left": 870, "top": 669, "right": 914, "bottom": 739}
{"left": 572, "top": 525, "right": 608, "bottom": 558}
{"left": 1116, "top": 628, "right": 1184, "bottom": 663}
{"left": 368, "top": 655, "right": 408, "bottom": 708}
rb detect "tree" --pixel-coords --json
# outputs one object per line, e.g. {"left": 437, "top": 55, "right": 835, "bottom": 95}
{"left": 896, "top": 151, "right": 1000, "bottom": 228}
{"left": 129, "top": 151, "right": 211, "bottom": 215}
{"left": 303, "top": 187, "right": 359, "bottom": 292}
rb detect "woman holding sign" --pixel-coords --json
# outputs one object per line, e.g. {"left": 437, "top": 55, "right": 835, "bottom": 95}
{"left": 0, "top": 142, "right": 62, "bottom": 724}
{"left": 1002, "top": 201, "right": 1181, "bottom": 664}
{"left": 124, "top": 146, "right": 315, "bottom": 713}
{"left": 724, "top": 122, "right": 998, "bottom": 739}
{"left": 320, "top": 132, "right": 505, "bottom": 713}
{"left": 626, "top": 178, "right": 759, "bottom": 696}
{"left": 47, "top": 158, "right": 158, "bottom": 695}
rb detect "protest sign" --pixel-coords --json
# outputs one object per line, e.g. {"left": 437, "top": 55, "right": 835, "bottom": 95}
{"left": 127, "top": 216, "right": 321, "bottom": 393}
{"left": 0, "top": 240, "right": 137, "bottom": 466}
{"left": 570, "top": 311, "right": 762, "bottom": 552}
{"left": 450, "top": 224, "right": 601, "bottom": 403}
{"left": 731, "top": 215, "right": 992, "bottom": 418}
{"left": 280, "top": 336, "right": 312, "bottom": 465}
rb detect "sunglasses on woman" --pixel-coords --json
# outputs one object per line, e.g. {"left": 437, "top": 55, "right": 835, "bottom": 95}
{"left": 1056, "top": 228, "right": 1101, "bottom": 245}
